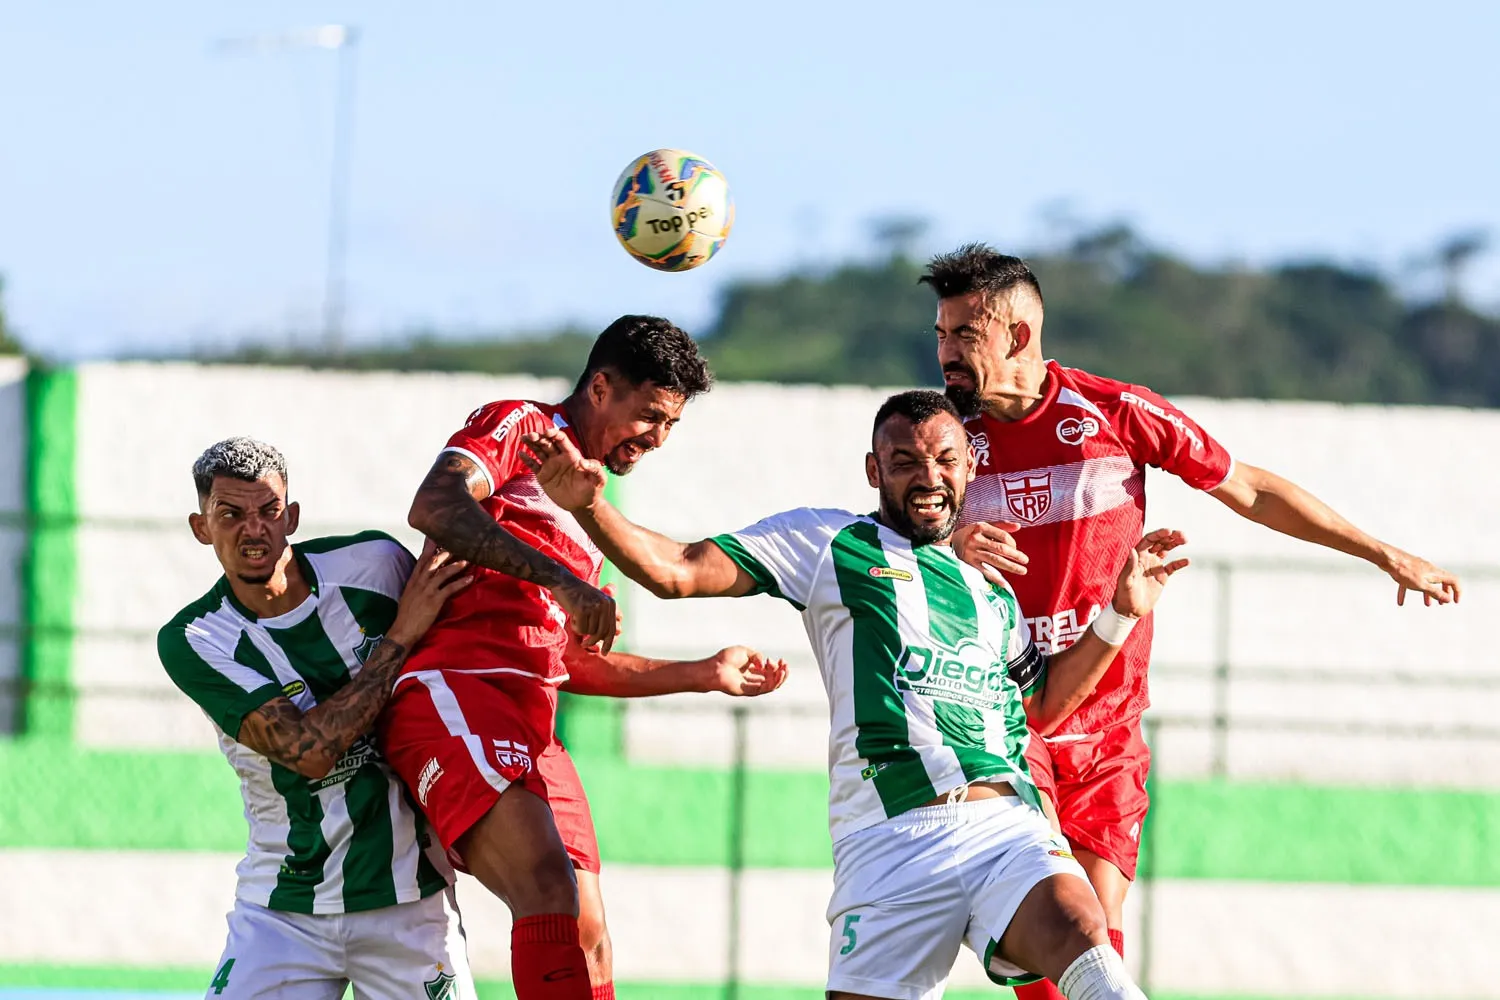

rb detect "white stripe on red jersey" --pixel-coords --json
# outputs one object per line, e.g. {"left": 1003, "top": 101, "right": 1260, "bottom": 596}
{"left": 959, "top": 361, "right": 1232, "bottom": 735}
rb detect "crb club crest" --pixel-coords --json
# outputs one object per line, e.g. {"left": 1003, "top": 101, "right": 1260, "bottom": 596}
{"left": 1001, "top": 473, "right": 1052, "bottom": 523}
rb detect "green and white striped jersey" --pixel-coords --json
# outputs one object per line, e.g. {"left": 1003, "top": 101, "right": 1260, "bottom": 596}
{"left": 158, "top": 531, "right": 452, "bottom": 915}
{"left": 713, "top": 509, "right": 1046, "bottom": 842}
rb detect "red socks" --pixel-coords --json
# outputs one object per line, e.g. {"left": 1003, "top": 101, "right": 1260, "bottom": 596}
{"left": 511, "top": 913, "right": 591, "bottom": 999}
{"left": 1014, "top": 980, "right": 1067, "bottom": 1000}
{"left": 1015, "top": 931, "right": 1123, "bottom": 999}
{"left": 591, "top": 986, "right": 615, "bottom": 1000}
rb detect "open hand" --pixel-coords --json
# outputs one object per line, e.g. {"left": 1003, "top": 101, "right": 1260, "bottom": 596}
{"left": 1112, "top": 529, "right": 1190, "bottom": 618}
{"left": 707, "top": 646, "right": 789, "bottom": 697}
{"left": 520, "top": 426, "right": 608, "bottom": 513}
{"left": 953, "top": 520, "right": 1029, "bottom": 583}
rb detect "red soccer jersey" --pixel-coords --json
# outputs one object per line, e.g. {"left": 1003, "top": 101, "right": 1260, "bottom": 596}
{"left": 404, "top": 400, "right": 605, "bottom": 684}
{"left": 958, "top": 361, "right": 1233, "bottom": 735}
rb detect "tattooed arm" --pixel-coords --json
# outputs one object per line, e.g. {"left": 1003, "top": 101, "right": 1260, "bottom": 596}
{"left": 407, "top": 450, "right": 617, "bottom": 650}
{"left": 236, "top": 542, "right": 471, "bottom": 779}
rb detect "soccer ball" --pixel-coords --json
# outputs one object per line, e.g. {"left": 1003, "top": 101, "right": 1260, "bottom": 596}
{"left": 610, "top": 149, "right": 734, "bottom": 272}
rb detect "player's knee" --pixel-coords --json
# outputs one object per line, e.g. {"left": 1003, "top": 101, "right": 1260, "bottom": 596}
{"left": 577, "top": 900, "right": 608, "bottom": 956}
{"left": 1084, "top": 873, "right": 1129, "bottom": 925}
{"left": 1048, "top": 880, "right": 1110, "bottom": 958}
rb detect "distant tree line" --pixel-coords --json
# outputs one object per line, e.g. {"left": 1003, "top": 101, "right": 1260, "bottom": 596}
{"left": 17, "top": 223, "right": 1500, "bottom": 406}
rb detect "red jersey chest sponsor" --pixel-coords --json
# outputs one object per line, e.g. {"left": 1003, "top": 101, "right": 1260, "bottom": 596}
{"left": 406, "top": 401, "right": 604, "bottom": 682}
{"left": 957, "top": 364, "right": 1230, "bottom": 734}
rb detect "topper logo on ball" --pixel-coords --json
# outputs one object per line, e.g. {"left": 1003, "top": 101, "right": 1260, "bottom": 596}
{"left": 645, "top": 206, "right": 715, "bottom": 235}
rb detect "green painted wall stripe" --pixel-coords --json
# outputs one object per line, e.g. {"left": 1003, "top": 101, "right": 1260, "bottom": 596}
{"left": 0, "top": 964, "right": 1399, "bottom": 1000}
{"left": 3, "top": 740, "right": 1499, "bottom": 886}
{"left": 0, "top": 964, "right": 1010, "bottom": 1000}
{"left": 20, "top": 369, "right": 78, "bottom": 739}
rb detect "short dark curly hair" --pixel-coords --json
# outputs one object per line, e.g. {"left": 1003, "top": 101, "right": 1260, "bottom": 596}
{"left": 573, "top": 315, "right": 714, "bottom": 400}
{"left": 919, "top": 243, "right": 1044, "bottom": 306}
{"left": 872, "top": 390, "right": 960, "bottom": 447}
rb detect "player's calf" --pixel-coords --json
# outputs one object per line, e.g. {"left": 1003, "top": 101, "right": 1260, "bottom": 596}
{"left": 998, "top": 873, "right": 1146, "bottom": 999}
{"left": 576, "top": 869, "right": 614, "bottom": 995}
{"left": 456, "top": 787, "right": 590, "bottom": 999}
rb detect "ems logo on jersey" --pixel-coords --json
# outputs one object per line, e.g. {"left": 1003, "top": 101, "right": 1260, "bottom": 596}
{"left": 424, "top": 967, "right": 457, "bottom": 1000}
{"left": 1056, "top": 416, "right": 1100, "bottom": 446}
{"left": 868, "top": 566, "right": 914, "bottom": 582}
{"left": 352, "top": 629, "right": 382, "bottom": 665}
{"left": 280, "top": 679, "right": 306, "bottom": 698}
{"left": 1001, "top": 473, "right": 1052, "bottom": 523}
{"left": 967, "top": 430, "right": 992, "bottom": 468}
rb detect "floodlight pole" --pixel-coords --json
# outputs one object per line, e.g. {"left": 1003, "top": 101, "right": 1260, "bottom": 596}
{"left": 215, "top": 25, "right": 360, "bottom": 356}
{"left": 322, "top": 28, "right": 359, "bottom": 357}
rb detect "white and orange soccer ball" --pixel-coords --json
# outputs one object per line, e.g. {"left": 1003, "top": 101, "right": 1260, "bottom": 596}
{"left": 610, "top": 148, "right": 734, "bottom": 272}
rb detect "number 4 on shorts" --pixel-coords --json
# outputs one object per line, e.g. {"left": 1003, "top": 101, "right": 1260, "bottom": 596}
{"left": 209, "top": 958, "right": 235, "bottom": 995}
{"left": 839, "top": 913, "right": 861, "bottom": 955}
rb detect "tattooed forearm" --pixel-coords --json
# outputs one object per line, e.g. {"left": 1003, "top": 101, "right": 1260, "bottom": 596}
{"left": 408, "top": 455, "right": 578, "bottom": 589}
{"left": 237, "top": 637, "right": 409, "bottom": 779}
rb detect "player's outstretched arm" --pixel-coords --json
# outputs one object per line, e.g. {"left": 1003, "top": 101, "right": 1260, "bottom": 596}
{"left": 521, "top": 426, "right": 757, "bottom": 599}
{"left": 408, "top": 450, "right": 617, "bottom": 649}
{"left": 1026, "top": 530, "right": 1188, "bottom": 736}
{"left": 1210, "top": 462, "right": 1460, "bottom": 606}
{"left": 561, "top": 641, "right": 789, "bottom": 698}
{"left": 236, "top": 541, "right": 472, "bottom": 779}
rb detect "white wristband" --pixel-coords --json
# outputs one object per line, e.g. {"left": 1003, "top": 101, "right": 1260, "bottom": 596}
{"left": 1090, "top": 604, "right": 1138, "bottom": 646}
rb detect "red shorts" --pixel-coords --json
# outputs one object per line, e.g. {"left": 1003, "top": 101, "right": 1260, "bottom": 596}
{"left": 1022, "top": 721, "right": 1150, "bottom": 880}
{"left": 377, "top": 668, "right": 601, "bottom": 873}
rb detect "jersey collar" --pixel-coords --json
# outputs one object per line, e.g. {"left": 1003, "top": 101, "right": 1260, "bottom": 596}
{"left": 218, "top": 546, "right": 320, "bottom": 623}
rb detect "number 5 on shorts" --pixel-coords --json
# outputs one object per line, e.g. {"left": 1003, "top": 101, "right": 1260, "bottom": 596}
{"left": 839, "top": 913, "right": 861, "bottom": 955}
{"left": 209, "top": 958, "right": 235, "bottom": 995}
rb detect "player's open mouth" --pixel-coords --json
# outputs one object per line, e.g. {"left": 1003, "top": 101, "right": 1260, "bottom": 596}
{"left": 942, "top": 366, "right": 976, "bottom": 387}
{"left": 239, "top": 543, "right": 271, "bottom": 561}
{"left": 907, "top": 491, "right": 951, "bottom": 520}
{"left": 615, "top": 439, "right": 651, "bottom": 465}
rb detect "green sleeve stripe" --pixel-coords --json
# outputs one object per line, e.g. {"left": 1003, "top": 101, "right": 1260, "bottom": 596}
{"left": 294, "top": 530, "right": 402, "bottom": 555}
{"left": 157, "top": 625, "right": 281, "bottom": 738}
{"left": 708, "top": 534, "right": 806, "bottom": 611}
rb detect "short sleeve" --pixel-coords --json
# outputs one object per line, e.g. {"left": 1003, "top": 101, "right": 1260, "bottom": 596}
{"left": 158, "top": 623, "right": 281, "bottom": 738}
{"left": 1111, "top": 385, "right": 1233, "bottom": 491}
{"left": 442, "top": 400, "right": 552, "bottom": 496}
{"left": 988, "top": 580, "right": 1045, "bottom": 695}
{"left": 709, "top": 507, "right": 856, "bottom": 610}
{"left": 1006, "top": 633, "right": 1046, "bottom": 696}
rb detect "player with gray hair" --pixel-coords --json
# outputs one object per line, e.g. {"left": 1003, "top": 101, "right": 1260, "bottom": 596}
{"left": 160, "top": 436, "right": 481, "bottom": 999}
{"left": 191, "top": 436, "right": 289, "bottom": 506}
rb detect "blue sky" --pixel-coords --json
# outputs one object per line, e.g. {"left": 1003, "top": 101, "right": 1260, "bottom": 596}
{"left": 1, "top": 0, "right": 1496, "bottom": 359}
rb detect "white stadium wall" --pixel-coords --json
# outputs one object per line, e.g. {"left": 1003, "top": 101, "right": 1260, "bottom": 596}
{"left": 2, "top": 361, "right": 1498, "bottom": 999}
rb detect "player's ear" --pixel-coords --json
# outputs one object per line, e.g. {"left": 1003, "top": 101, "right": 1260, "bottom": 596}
{"left": 865, "top": 451, "right": 879, "bottom": 489}
{"left": 188, "top": 511, "right": 211, "bottom": 546}
{"left": 285, "top": 500, "right": 300, "bottom": 536}
{"left": 587, "top": 370, "right": 612, "bottom": 408}
{"left": 1009, "top": 321, "right": 1032, "bottom": 358}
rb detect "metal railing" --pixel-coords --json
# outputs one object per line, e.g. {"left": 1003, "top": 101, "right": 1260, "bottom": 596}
{"left": 1, "top": 524, "right": 1495, "bottom": 993}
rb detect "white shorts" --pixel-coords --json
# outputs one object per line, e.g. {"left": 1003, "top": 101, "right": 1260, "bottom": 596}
{"left": 825, "top": 796, "right": 1088, "bottom": 1000}
{"left": 203, "top": 886, "right": 477, "bottom": 999}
